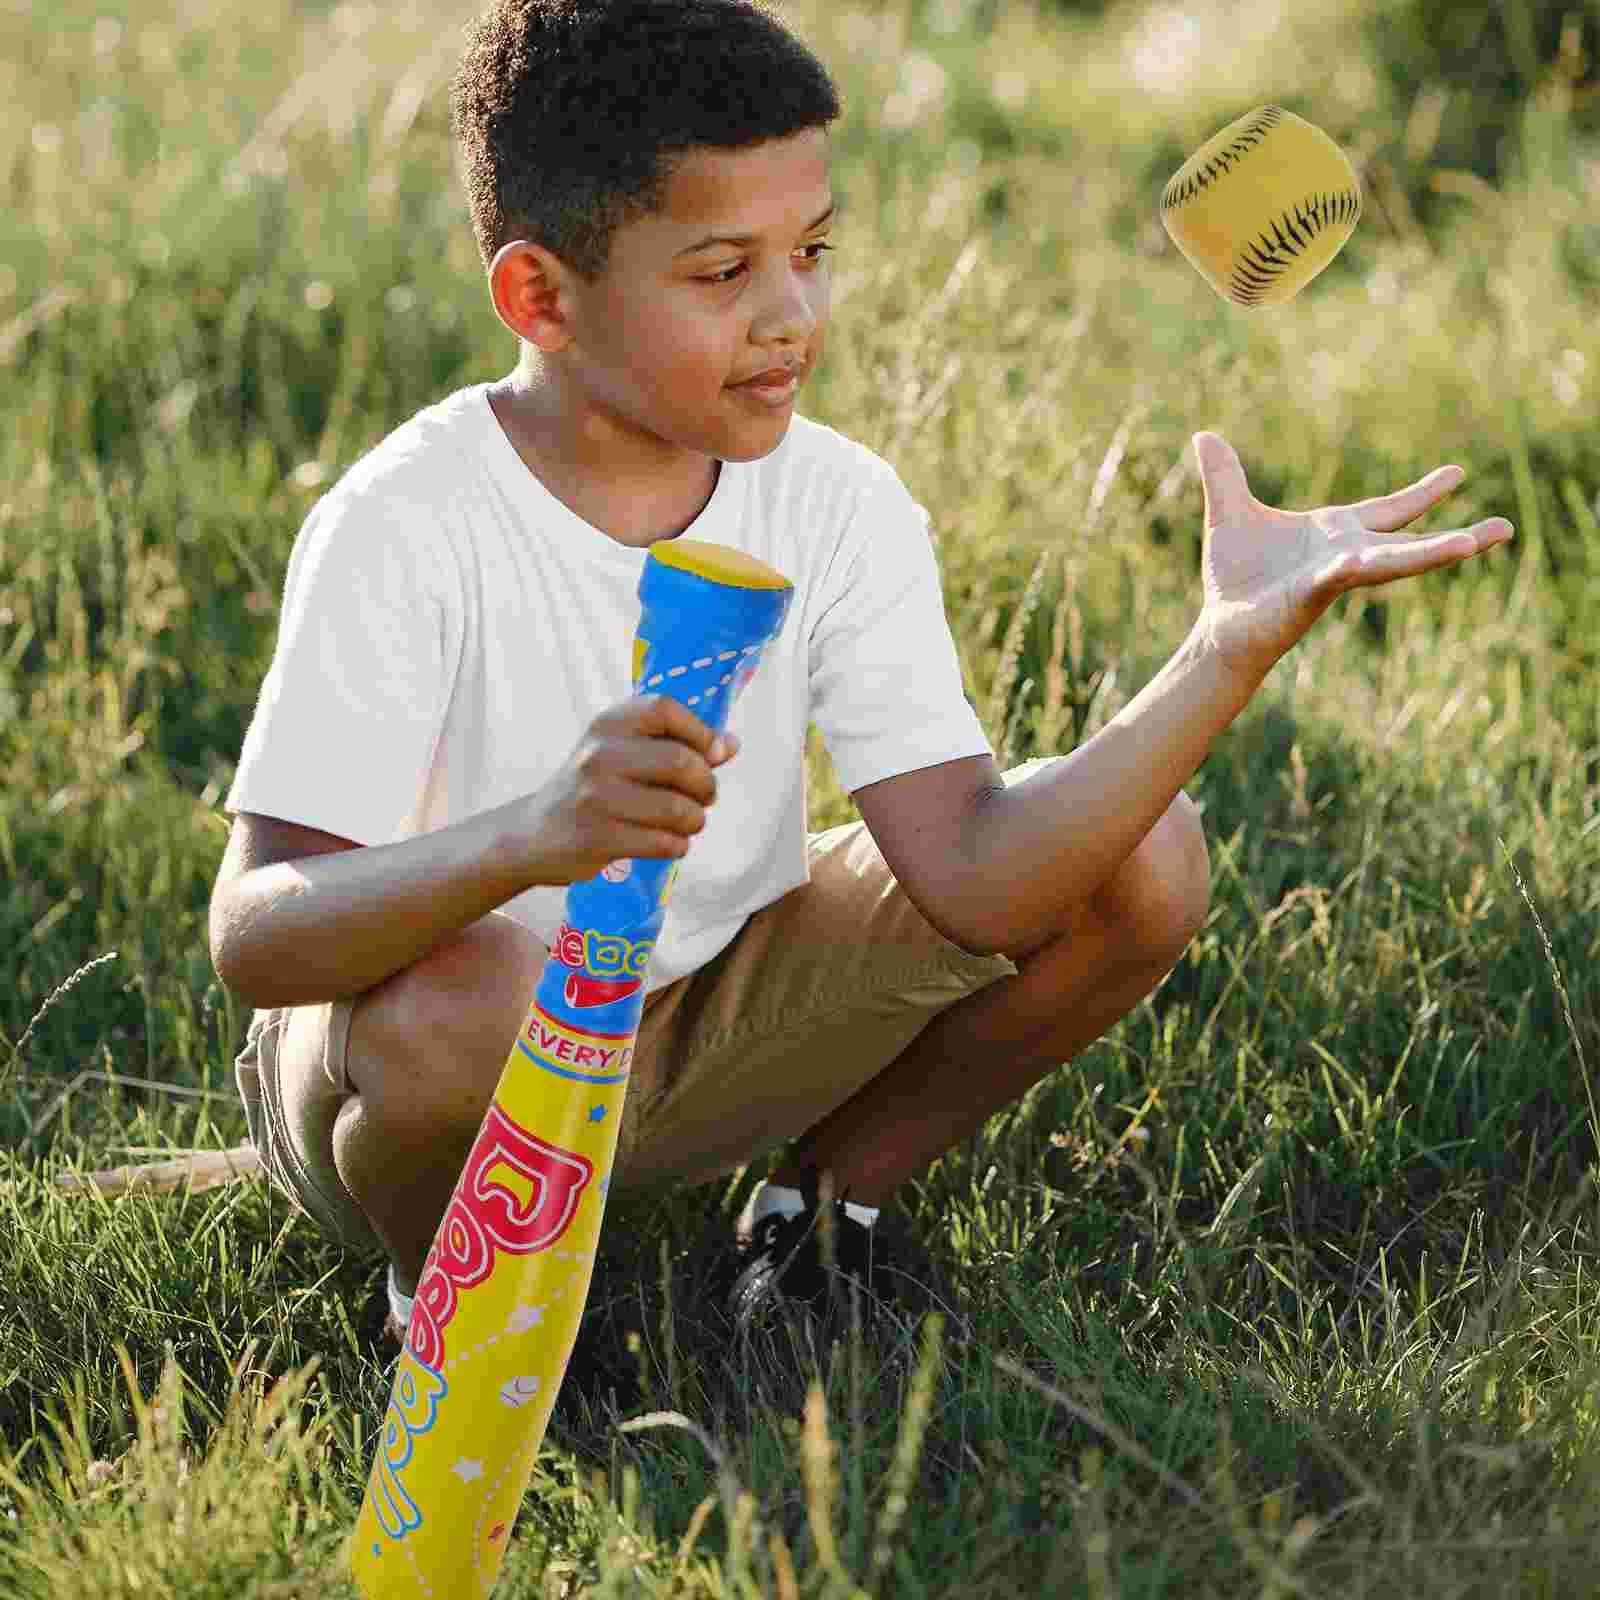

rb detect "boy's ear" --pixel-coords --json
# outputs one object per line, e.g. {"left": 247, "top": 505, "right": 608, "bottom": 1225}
{"left": 488, "top": 240, "right": 573, "bottom": 351}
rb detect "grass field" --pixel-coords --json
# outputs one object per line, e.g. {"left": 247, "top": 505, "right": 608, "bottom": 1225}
{"left": 2, "top": 0, "right": 1598, "bottom": 1593}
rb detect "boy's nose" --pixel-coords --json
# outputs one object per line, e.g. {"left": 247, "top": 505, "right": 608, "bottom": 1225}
{"left": 750, "top": 269, "right": 821, "bottom": 345}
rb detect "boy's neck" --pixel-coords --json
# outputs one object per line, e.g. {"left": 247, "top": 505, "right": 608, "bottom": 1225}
{"left": 487, "top": 367, "right": 720, "bottom": 550}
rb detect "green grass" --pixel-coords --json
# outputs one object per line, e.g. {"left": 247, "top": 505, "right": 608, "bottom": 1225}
{"left": 2, "top": 0, "right": 1598, "bottom": 1592}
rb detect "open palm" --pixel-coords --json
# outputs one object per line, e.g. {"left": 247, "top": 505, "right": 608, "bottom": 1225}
{"left": 1193, "top": 432, "right": 1515, "bottom": 683}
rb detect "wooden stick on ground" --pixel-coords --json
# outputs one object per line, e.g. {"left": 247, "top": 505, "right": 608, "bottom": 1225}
{"left": 54, "top": 1142, "right": 263, "bottom": 1196}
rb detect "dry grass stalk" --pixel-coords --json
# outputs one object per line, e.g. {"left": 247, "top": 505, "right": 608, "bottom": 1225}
{"left": 54, "top": 1142, "right": 262, "bottom": 1197}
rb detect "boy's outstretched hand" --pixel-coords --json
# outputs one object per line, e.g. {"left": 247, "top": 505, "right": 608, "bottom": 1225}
{"left": 1193, "top": 432, "right": 1515, "bottom": 685}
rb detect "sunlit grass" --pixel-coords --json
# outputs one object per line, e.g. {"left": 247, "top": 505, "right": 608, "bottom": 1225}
{"left": 1, "top": 0, "right": 1597, "bottom": 1593}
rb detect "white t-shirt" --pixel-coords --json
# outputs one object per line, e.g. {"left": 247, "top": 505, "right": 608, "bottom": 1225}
{"left": 226, "top": 383, "right": 992, "bottom": 990}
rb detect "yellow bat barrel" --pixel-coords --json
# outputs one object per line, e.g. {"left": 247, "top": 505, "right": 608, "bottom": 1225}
{"left": 350, "top": 539, "right": 793, "bottom": 1598}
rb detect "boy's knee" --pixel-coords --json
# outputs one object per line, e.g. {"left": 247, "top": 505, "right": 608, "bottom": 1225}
{"left": 1096, "top": 790, "right": 1210, "bottom": 964}
{"left": 347, "top": 914, "right": 546, "bottom": 1144}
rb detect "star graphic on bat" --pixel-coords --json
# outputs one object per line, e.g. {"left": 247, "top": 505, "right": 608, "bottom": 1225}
{"left": 506, "top": 1303, "right": 547, "bottom": 1333}
{"left": 499, "top": 1374, "right": 542, "bottom": 1407}
{"left": 452, "top": 1457, "right": 484, "bottom": 1482}
{"left": 588, "top": 1104, "right": 607, "bottom": 1122}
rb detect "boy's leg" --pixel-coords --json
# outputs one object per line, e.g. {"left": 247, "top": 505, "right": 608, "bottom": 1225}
{"left": 231, "top": 912, "right": 554, "bottom": 1300}
{"left": 314, "top": 882, "right": 990, "bottom": 1293}
{"left": 258, "top": 782, "right": 1206, "bottom": 1295}
{"left": 608, "top": 780, "right": 1208, "bottom": 1210}
{"left": 769, "top": 789, "right": 1210, "bottom": 1206}
{"left": 323, "top": 914, "right": 548, "bottom": 1295}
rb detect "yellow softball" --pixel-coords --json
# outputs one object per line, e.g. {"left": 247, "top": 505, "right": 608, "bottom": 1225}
{"left": 1161, "top": 105, "right": 1362, "bottom": 308}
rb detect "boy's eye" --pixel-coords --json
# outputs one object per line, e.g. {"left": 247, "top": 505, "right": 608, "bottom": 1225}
{"left": 699, "top": 240, "right": 835, "bottom": 286}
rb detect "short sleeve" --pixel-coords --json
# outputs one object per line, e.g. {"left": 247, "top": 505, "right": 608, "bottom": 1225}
{"left": 225, "top": 490, "right": 454, "bottom": 844}
{"left": 808, "top": 466, "right": 992, "bottom": 794}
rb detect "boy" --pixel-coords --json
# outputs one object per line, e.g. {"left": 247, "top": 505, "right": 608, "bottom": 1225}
{"left": 208, "top": 0, "right": 1512, "bottom": 1346}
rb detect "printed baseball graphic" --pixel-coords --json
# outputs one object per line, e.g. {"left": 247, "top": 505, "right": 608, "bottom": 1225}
{"left": 349, "top": 540, "right": 794, "bottom": 1600}
{"left": 1161, "top": 105, "right": 1362, "bottom": 307}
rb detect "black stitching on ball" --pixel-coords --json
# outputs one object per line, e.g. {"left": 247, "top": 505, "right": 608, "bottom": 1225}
{"left": 1225, "top": 186, "right": 1362, "bottom": 304}
{"left": 1162, "top": 105, "right": 1286, "bottom": 210}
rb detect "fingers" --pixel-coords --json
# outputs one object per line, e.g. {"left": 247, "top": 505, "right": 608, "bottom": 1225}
{"left": 596, "top": 762, "right": 710, "bottom": 833}
{"left": 577, "top": 695, "right": 741, "bottom": 849}
{"left": 579, "top": 732, "right": 716, "bottom": 814}
{"left": 589, "top": 696, "right": 740, "bottom": 771}
{"left": 1349, "top": 464, "right": 1468, "bottom": 532}
{"left": 1322, "top": 518, "right": 1514, "bottom": 592}
{"left": 600, "top": 692, "right": 728, "bottom": 758}
{"left": 1192, "top": 432, "right": 1253, "bottom": 529}
{"left": 620, "top": 732, "right": 722, "bottom": 805}
{"left": 568, "top": 758, "right": 708, "bottom": 865}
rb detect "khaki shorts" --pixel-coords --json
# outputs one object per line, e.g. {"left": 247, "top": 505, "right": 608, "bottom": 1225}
{"left": 235, "top": 814, "right": 1020, "bottom": 1255}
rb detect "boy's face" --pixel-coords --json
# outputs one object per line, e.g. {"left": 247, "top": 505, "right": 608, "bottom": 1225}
{"left": 523, "top": 127, "right": 835, "bottom": 465}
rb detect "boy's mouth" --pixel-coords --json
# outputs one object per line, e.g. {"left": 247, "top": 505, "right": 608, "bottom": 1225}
{"left": 732, "top": 368, "right": 800, "bottom": 404}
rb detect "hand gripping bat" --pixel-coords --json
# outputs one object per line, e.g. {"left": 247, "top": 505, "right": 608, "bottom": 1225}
{"left": 349, "top": 539, "right": 793, "bottom": 1598}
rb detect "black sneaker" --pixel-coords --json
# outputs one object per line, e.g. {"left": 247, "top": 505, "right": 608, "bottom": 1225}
{"left": 725, "top": 1185, "right": 874, "bottom": 1335}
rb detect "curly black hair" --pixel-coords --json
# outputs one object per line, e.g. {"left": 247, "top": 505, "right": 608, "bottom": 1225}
{"left": 452, "top": 0, "right": 842, "bottom": 281}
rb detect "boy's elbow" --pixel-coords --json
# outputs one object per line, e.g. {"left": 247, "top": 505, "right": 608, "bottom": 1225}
{"left": 913, "top": 887, "right": 1010, "bottom": 962}
{"left": 208, "top": 888, "right": 268, "bottom": 1009}
{"left": 208, "top": 920, "right": 248, "bottom": 1005}
{"left": 897, "top": 850, "right": 1012, "bottom": 960}
{"left": 211, "top": 948, "right": 283, "bottom": 1013}
{"left": 944, "top": 912, "right": 1010, "bottom": 961}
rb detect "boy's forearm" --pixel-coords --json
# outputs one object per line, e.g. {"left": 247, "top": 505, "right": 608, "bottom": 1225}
{"left": 211, "top": 806, "right": 538, "bottom": 1010}
{"left": 960, "top": 620, "right": 1264, "bottom": 952}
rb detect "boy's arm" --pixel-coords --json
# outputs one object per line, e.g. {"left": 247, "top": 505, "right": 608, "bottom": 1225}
{"left": 209, "top": 696, "right": 736, "bottom": 1009}
{"left": 209, "top": 808, "right": 539, "bottom": 1009}
{"left": 855, "top": 622, "right": 1257, "bottom": 956}
{"left": 856, "top": 433, "right": 1513, "bottom": 958}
